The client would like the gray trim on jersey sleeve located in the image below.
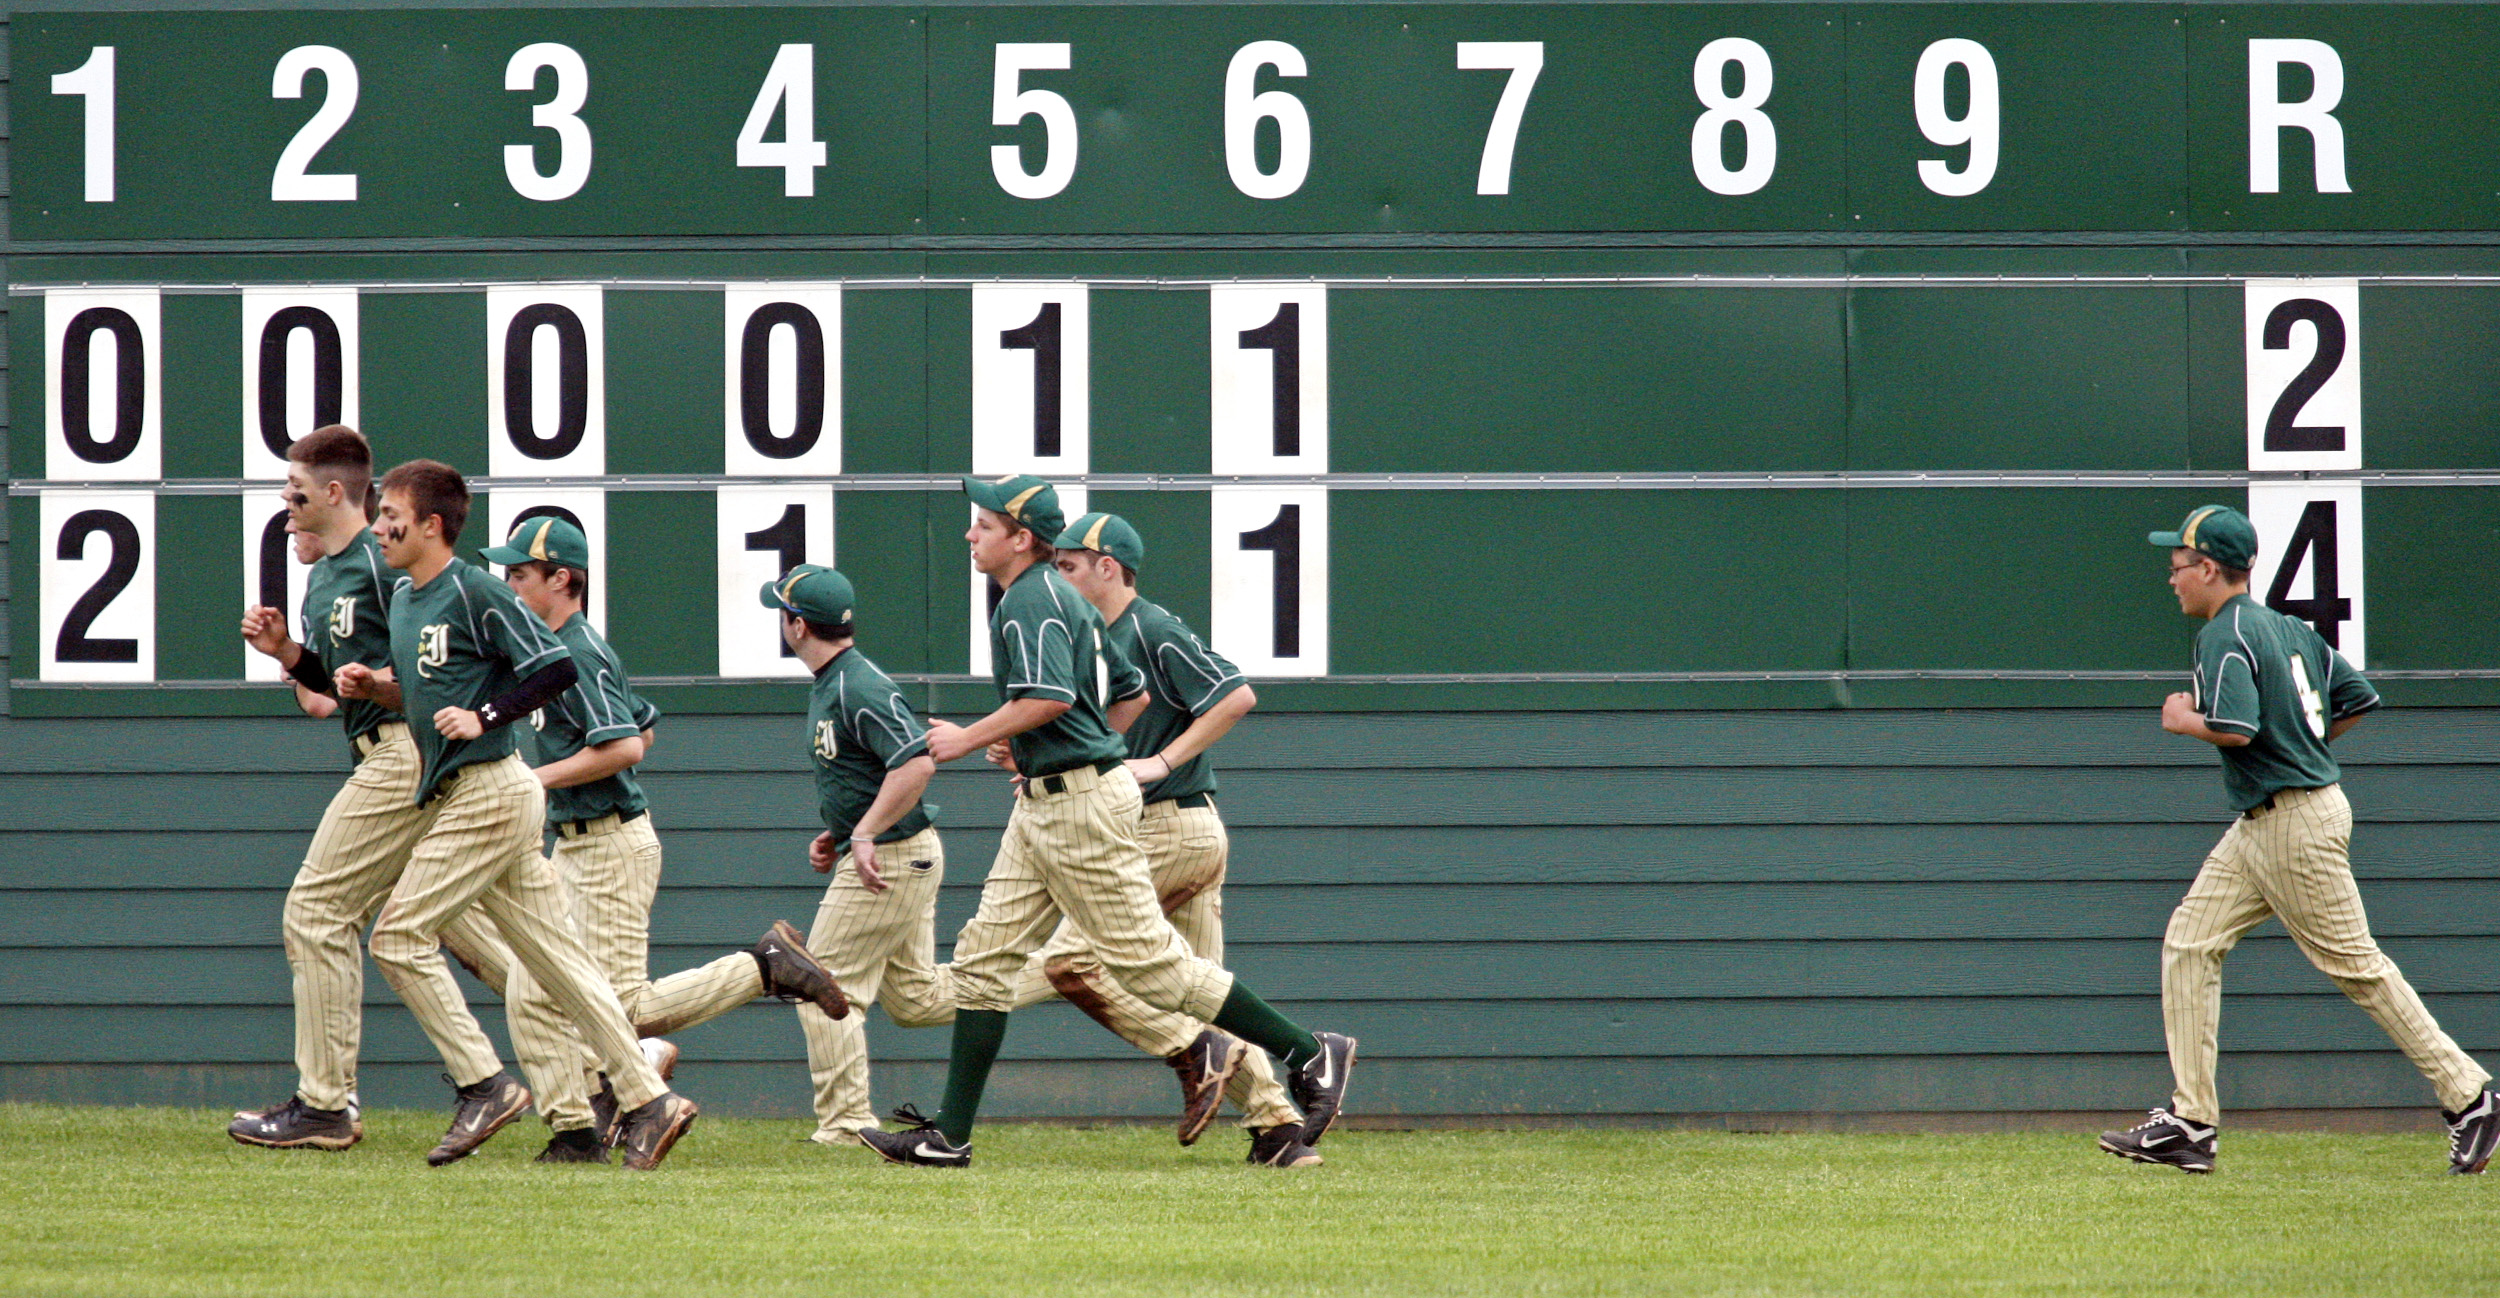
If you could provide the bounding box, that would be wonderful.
[998,611,1079,701]
[1155,628,1247,717]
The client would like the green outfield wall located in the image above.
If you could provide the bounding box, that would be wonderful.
[3,2,2498,1122]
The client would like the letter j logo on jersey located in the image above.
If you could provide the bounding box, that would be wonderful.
[813,720,840,761]
[417,624,451,678]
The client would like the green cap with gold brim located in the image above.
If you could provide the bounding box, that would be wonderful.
[480,515,589,570]
[1053,511,1145,573]
[2147,504,2258,570]
[961,474,1066,544]
[758,563,857,626]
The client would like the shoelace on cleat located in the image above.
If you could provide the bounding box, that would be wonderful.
[890,1103,940,1133]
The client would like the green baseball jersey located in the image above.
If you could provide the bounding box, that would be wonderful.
[387,558,572,805]
[808,646,934,843]
[1107,597,1245,803]
[528,613,658,826]
[2191,594,2380,812]
[989,563,1143,778]
[300,528,403,757]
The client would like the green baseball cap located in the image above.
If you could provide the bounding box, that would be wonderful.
[961,473,1066,543]
[480,515,589,570]
[758,563,857,625]
[1054,512,1145,572]
[2148,504,2258,570]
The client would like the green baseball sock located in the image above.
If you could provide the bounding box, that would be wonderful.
[934,1009,1010,1146]
[1211,982,1323,1070]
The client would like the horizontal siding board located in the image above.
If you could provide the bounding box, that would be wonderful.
[2,709,2495,775]
[14,936,2500,1005]
[8,764,2500,831]
[0,1052,2464,1119]
[10,822,2500,889]
[7,995,2493,1066]
[16,879,2500,947]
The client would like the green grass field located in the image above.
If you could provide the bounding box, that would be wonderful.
[1,1104,2493,1297]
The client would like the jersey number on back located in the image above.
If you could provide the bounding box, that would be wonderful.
[2288,653,2327,739]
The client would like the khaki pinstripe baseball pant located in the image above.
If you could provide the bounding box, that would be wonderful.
[282,724,506,1108]
[952,764,1234,1021]
[428,908,597,1128]
[1028,800,1299,1131]
[367,754,670,1111]
[497,813,766,1129]
[798,827,954,1139]
[2163,783,2491,1125]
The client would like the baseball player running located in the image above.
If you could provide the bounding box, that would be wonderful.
[2101,504,2500,1175]
[1028,511,1319,1167]
[470,516,849,1162]
[227,426,520,1155]
[853,475,1355,1168]
[756,565,959,1147]
[330,460,698,1169]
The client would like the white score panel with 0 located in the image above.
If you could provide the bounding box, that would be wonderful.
[724,286,842,477]
[483,489,607,630]
[45,289,162,482]
[40,491,156,683]
[239,492,316,682]
[718,484,835,678]
[241,287,360,480]
[2248,480,2364,669]
[488,285,606,478]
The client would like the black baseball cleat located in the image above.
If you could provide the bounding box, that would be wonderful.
[1168,1029,1248,1147]
[228,1096,361,1151]
[590,1074,620,1146]
[858,1104,972,1168]
[2443,1087,2500,1174]
[425,1071,533,1167]
[534,1127,610,1164]
[613,1091,700,1171]
[753,921,851,1020]
[2098,1108,2217,1174]
[1288,1032,1358,1146]
[1246,1122,1324,1168]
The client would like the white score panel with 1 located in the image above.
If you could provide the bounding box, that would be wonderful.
[718,484,835,678]
[1210,285,1327,476]
[971,283,1089,673]
[1210,486,1327,678]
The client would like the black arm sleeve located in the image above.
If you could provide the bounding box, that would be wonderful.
[287,649,336,696]
[477,658,577,732]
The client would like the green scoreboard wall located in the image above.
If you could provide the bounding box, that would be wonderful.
[11,3,2500,714]
[8,3,2500,1122]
